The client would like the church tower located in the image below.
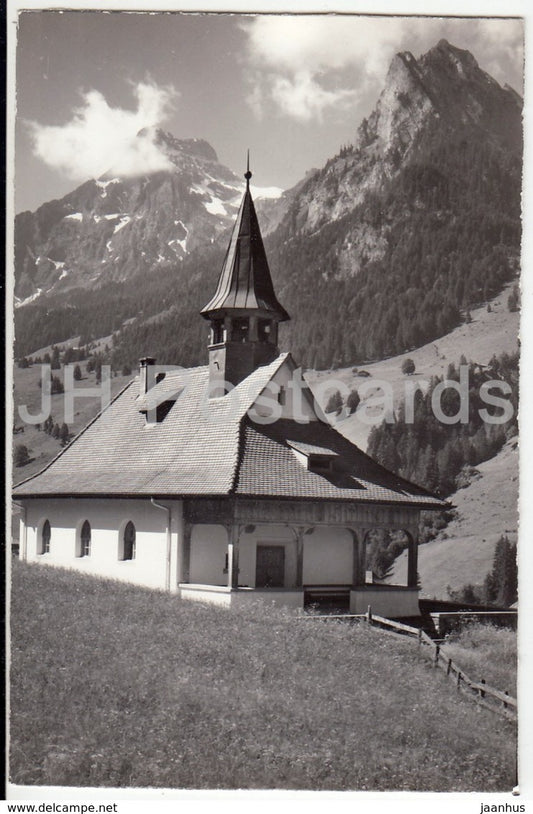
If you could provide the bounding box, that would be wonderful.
[201,160,290,396]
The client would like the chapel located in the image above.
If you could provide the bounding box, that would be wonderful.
[13,166,445,616]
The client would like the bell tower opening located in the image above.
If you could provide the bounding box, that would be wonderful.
[200,157,290,397]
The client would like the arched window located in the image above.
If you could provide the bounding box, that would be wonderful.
[80,520,91,557]
[122,521,136,561]
[39,520,51,555]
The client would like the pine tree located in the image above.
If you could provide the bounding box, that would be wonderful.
[346,389,360,415]
[50,375,64,395]
[490,536,517,607]
[14,444,30,467]
[51,347,61,370]
[401,358,416,375]
[507,284,520,312]
[325,390,343,415]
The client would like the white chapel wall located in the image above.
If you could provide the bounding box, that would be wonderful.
[189,524,228,585]
[22,497,183,591]
[302,527,353,584]
[238,524,297,588]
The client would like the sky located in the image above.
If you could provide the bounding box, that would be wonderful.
[14,11,524,213]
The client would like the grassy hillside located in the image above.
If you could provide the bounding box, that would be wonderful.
[12,365,133,484]
[442,623,517,695]
[309,281,520,452]
[10,561,516,791]
[392,438,518,599]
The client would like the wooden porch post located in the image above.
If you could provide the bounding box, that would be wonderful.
[351,529,362,587]
[407,528,419,589]
[295,527,304,588]
[227,525,240,590]
[354,528,368,586]
[181,521,192,584]
[249,315,259,342]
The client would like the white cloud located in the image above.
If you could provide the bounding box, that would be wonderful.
[245,16,406,76]
[27,80,179,181]
[270,71,358,122]
[241,15,524,121]
[242,16,408,120]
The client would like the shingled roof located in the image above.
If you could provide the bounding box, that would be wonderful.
[236,417,443,505]
[13,354,445,508]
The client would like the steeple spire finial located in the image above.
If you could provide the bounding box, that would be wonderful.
[244,149,252,187]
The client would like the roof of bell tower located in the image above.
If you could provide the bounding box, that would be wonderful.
[201,161,290,321]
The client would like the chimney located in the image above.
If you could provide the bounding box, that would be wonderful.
[139,357,156,396]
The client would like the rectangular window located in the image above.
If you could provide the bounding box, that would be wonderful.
[258,319,272,342]
[308,455,334,473]
[212,320,224,344]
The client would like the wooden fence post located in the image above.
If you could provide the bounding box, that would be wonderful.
[434,644,440,667]
[504,691,509,710]
[446,658,452,676]
[367,605,372,625]
[457,672,462,691]
[480,679,486,699]
[418,629,422,649]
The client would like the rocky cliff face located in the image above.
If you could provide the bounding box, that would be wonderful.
[286,40,521,240]
[14,130,282,302]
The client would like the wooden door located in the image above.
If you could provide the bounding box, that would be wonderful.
[255,545,285,588]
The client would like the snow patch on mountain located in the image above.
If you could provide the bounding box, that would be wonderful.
[204,197,227,216]
[251,184,284,200]
[113,216,131,234]
[95,178,120,198]
[15,288,43,308]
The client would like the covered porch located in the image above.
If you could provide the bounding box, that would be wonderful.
[178,498,422,617]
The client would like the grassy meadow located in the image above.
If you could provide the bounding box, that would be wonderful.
[10,561,516,791]
[442,623,517,696]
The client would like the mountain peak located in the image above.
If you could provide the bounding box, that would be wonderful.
[421,38,482,78]
[154,129,218,162]
[355,38,522,161]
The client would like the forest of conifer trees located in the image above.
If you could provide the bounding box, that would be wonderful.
[366,351,518,498]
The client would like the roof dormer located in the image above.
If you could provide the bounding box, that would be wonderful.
[288,440,339,474]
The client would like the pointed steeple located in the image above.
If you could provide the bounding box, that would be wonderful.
[201,159,289,321]
[200,158,290,395]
